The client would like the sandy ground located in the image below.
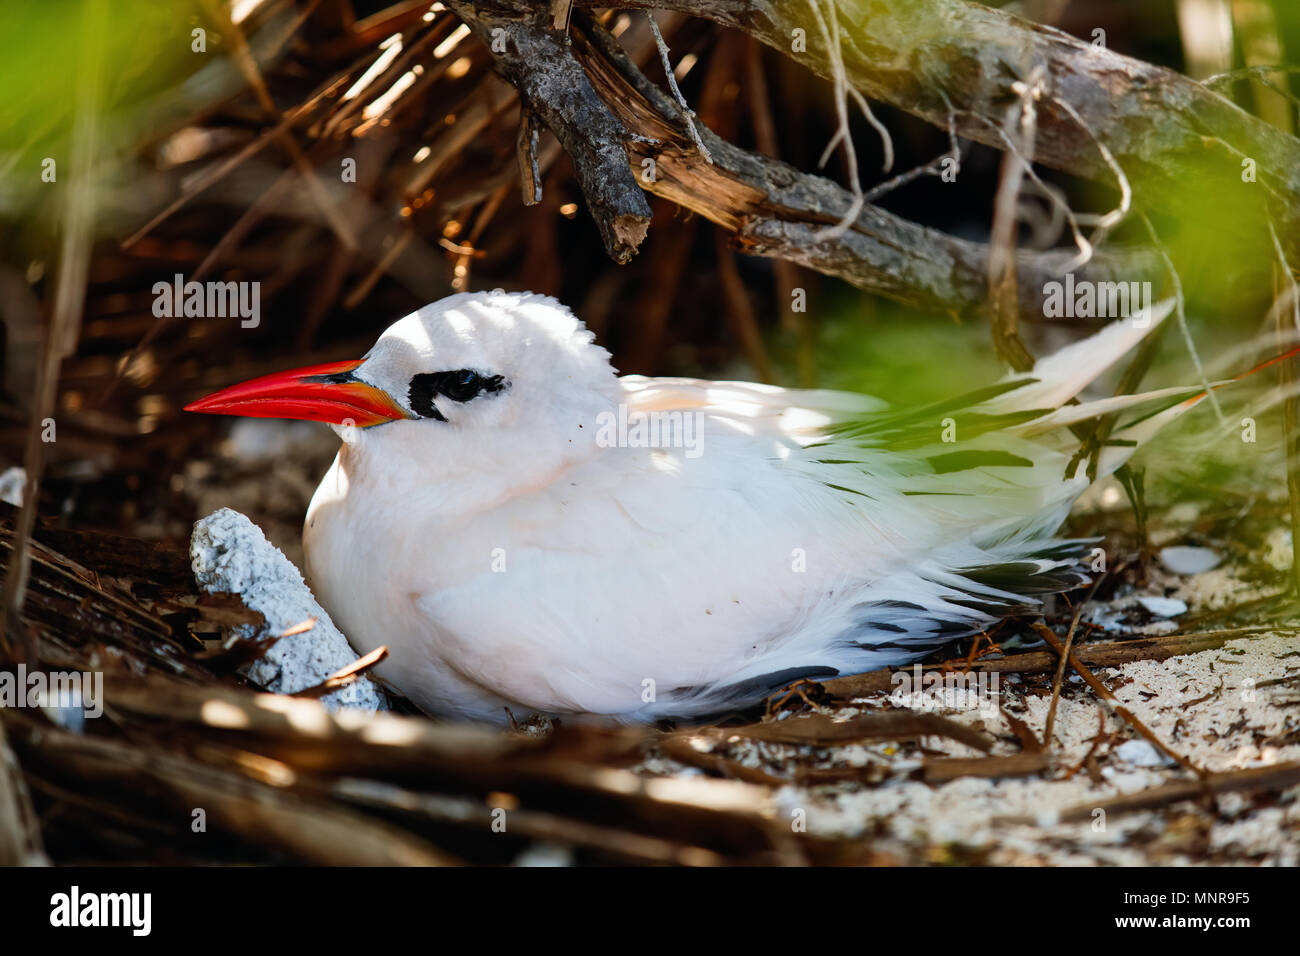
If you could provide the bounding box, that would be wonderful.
[633,628,1298,864]
[629,471,1300,866]
[632,545,1300,865]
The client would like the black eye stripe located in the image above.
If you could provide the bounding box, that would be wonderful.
[408,369,506,420]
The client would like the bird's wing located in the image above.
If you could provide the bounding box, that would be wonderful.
[612,310,1191,655]
[620,374,887,440]
[615,304,1186,551]
[614,368,1094,617]
[983,298,1177,414]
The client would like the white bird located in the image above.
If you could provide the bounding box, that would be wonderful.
[187,290,1211,723]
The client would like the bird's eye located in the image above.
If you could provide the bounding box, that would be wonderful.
[408,368,506,420]
[445,369,481,402]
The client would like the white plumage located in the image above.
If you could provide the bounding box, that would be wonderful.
[268,290,1199,722]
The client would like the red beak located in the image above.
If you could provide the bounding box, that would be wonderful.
[184,359,409,427]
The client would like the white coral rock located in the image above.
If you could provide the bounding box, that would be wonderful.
[191,507,387,711]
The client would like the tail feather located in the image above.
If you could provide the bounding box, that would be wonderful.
[981,299,1176,415]
[1014,383,1218,437]
[1010,323,1300,478]
[1112,341,1300,449]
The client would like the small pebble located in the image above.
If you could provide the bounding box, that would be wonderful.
[1136,595,1187,618]
[1159,546,1221,575]
[1115,739,1173,767]
[0,466,25,507]
[513,843,573,867]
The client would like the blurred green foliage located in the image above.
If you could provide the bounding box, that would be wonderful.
[0,0,202,154]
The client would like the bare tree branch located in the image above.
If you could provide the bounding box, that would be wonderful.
[445,1,652,263]
[573,14,1158,322]
[447,3,1216,323]
[586,0,1300,256]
